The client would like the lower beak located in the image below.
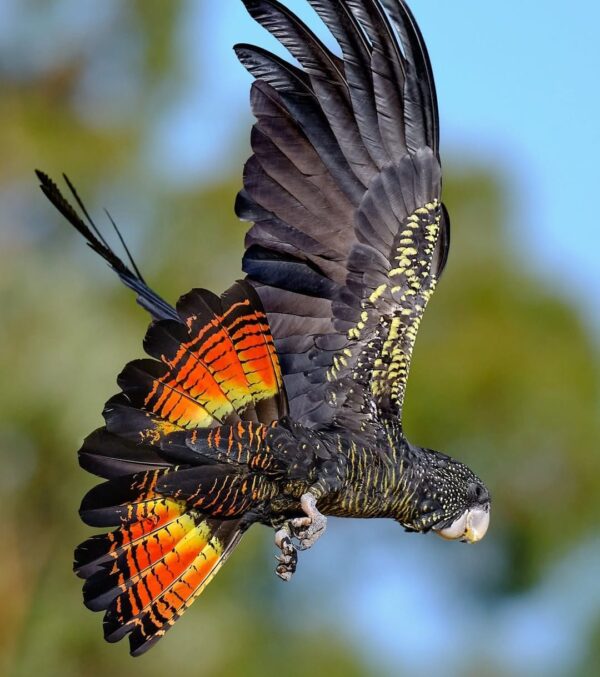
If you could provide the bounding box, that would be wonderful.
[434,505,490,543]
[462,506,490,543]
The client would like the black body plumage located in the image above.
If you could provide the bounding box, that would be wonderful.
[37,0,491,656]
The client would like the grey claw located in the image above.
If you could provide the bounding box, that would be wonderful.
[274,526,298,581]
[275,567,293,582]
[273,492,327,578]
[276,551,296,565]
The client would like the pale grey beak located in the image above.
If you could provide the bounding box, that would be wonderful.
[434,505,490,543]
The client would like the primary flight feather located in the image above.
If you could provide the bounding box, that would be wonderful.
[37,0,490,656]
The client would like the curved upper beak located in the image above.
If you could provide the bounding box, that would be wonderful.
[434,505,490,543]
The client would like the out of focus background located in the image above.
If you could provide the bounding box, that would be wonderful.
[1,1,599,676]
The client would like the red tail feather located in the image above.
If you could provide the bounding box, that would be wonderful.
[75,280,287,653]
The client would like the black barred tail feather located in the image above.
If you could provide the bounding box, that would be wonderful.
[74,280,288,654]
[75,476,242,656]
[116,281,287,436]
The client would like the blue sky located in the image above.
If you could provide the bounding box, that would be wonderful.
[152,0,600,331]
[1,0,597,326]
[1,1,598,673]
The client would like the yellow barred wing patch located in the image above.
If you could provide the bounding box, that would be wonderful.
[326,185,446,426]
[370,200,442,409]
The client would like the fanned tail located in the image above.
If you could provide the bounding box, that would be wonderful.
[74,459,243,655]
[74,280,288,654]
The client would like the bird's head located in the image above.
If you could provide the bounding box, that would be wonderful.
[400,446,491,544]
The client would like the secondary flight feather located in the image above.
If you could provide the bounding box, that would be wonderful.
[37,0,490,656]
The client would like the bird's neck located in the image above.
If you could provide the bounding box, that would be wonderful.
[377,426,441,528]
[317,428,424,521]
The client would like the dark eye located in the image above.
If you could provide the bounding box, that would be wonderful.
[468,482,489,504]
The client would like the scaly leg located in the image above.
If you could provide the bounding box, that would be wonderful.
[290,492,327,551]
[273,491,327,581]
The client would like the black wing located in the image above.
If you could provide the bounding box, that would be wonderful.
[237,0,450,434]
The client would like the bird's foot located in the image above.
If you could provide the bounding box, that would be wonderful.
[274,524,297,582]
[273,492,327,581]
[290,492,327,551]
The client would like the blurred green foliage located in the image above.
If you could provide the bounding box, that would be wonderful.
[1,3,598,677]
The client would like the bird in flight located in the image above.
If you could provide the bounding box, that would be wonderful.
[37,0,490,656]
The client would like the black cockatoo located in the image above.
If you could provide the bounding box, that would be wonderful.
[36,0,491,656]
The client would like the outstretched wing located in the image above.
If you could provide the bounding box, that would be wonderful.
[237,0,450,434]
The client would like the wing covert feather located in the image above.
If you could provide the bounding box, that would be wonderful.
[237,0,450,434]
